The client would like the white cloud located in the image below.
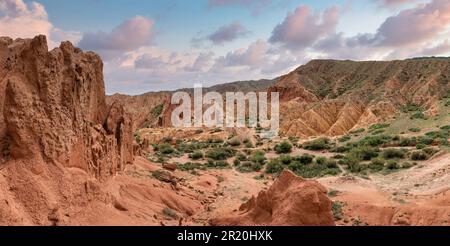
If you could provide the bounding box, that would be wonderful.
[0,0,81,48]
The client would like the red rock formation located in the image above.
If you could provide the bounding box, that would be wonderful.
[0,35,133,180]
[210,170,335,226]
[0,36,134,225]
[269,59,450,137]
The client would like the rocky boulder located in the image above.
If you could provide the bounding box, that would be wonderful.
[210,170,335,226]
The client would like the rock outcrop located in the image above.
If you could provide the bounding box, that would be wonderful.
[210,170,335,226]
[0,36,134,225]
[0,35,133,180]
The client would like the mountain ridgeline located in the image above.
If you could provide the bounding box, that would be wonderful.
[109,58,450,138]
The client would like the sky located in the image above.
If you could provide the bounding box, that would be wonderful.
[1,0,449,95]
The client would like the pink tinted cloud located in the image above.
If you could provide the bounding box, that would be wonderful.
[208,21,248,45]
[79,16,155,53]
[269,5,340,50]
[375,0,450,47]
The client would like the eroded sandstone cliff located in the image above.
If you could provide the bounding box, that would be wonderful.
[0,35,133,224]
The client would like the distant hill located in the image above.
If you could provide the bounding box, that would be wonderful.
[108,58,450,136]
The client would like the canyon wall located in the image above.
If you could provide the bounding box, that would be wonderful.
[0,36,133,225]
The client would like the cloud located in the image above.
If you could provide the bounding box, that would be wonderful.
[216,39,268,68]
[0,0,81,48]
[185,52,215,72]
[312,0,450,60]
[269,5,340,51]
[207,21,248,45]
[374,0,450,47]
[78,16,155,59]
[414,39,450,56]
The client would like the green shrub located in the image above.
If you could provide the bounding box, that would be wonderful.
[274,141,293,154]
[341,155,366,173]
[399,137,416,147]
[416,144,426,150]
[401,162,414,169]
[162,207,178,219]
[371,129,385,135]
[188,151,204,160]
[237,161,262,173]
[265,159,284,175]
[236,153,247,161]
[347,162,366,173]
[382,148,405,159]
[177,162,205,171]
[386,160,399,170]
[409,128,421,133]
[333,154,345,159]
[422,147,439,156]
[279,154,292,165]
[349,146,379,161]
[440,125,450,131]
[206,147,236,160]
[410,151,428,161]
[417,136,434,145]
[302,138,331,151]
[350,128,365,134]
[410,112,427,120]
[357,135,393,147]
[369,123,390,131]
[369,158,385,171]
[339,135,351,143]
[325,158,338,168]
[152,104,164,116]
[439,138,449,146]
[156,143,175,155]
[294,154,315,165]
[315,157,327,165]
[332,202,344,221]
[206,160,230,169]
[401,103,422,113]
[249,151,266,165]
[245,141,254,148]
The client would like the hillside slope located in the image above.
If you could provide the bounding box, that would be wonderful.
[270,59,450,137]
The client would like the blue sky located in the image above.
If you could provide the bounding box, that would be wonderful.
[2,0,449,94]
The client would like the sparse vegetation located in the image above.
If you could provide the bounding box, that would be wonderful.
[332,201,344,221]
[155,143,175,155]
[206,147,236,160]
[369,123,390,131]
[274,141,293,154]
[162,207,178,219]
[410,112,427,120]
[409,127,421,133]
[265,159,284,175]
[152,104,164,116]
[339,135,351,143]
[206,159,230,169]
[249,151,266,165]
[177,162,205,171]
[302,138,332,151]
[188,151,204,160]
[382,148,406,159]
